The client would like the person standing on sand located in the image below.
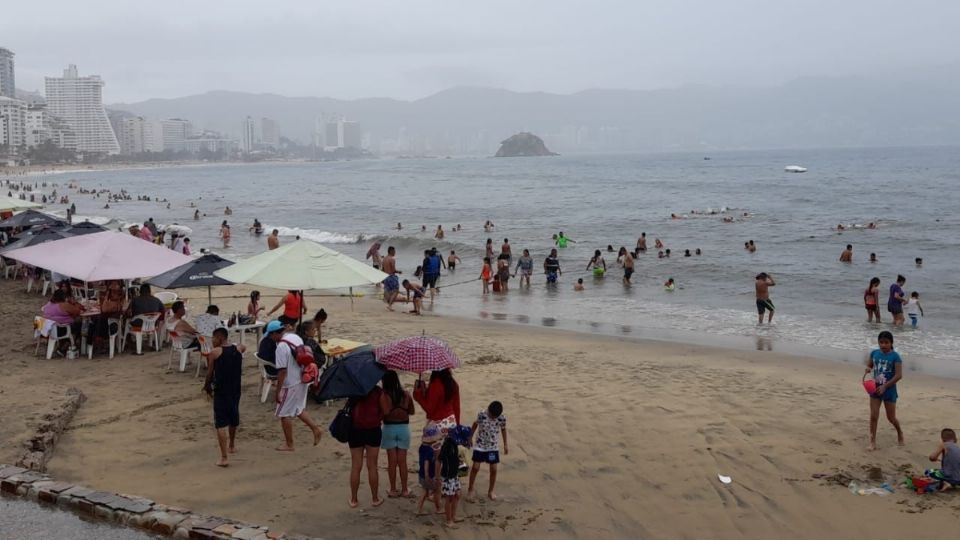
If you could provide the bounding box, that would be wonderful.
[755,272,776,324]
[270,320,323,451]
[865,331,904,450]
[348,385,385,508]
[888,275,907,326]
[268,229,280,250]
[382,246,401,311]
[414,369,461,434]
[380,371,416,498]
[203,327,246,467]
[840,244,853,262]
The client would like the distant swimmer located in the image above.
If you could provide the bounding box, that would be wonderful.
[268,229,280,250]
[915,257,923,267]
[637,233,647,253]
[224,206,232,216]
[574,278,584,291]
[250,219,263,235]
[684,249,691,257]
[555,232,574,249]
[658,250,665,259]
[447,250,461,271]
[837,223,846,231]
[396,222,402,230]
[840,244,853,263]
[664,249,671,258]
[755,272,776,324]
[435,225,444,240]
[586,250,606,277]
[870,252,878,263]
[695,248,702,256]
[194,209,200,220]
[654,238,663,249]
[606,245,614,252]
[664,278,675,291]
[867,222,878,230]
[748,240,756,253]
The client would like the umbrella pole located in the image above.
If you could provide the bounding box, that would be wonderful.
[349,287,354,311]
[207,285,212,305]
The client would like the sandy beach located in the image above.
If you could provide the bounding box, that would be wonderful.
[1,279,959,539]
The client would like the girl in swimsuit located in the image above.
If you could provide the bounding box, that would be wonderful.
[480,257,492,295]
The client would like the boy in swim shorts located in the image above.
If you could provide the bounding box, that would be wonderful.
[467,401,508,501]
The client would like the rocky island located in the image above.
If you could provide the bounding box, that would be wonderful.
[494,132,558,157]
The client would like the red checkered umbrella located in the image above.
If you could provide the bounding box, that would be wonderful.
[374,335,461,373]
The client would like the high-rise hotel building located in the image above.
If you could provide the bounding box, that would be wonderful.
[45,65,119,154]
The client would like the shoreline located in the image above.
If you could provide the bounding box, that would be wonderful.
[2,281,960,538]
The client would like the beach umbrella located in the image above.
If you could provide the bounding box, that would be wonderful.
[0,195,42,212]
[0,210,67,229]
[0,228,73,254]
[214,239,388,291]
[64,221,108,235]
[374,335,461,374]
[314,346,386,400]
[147,254,235,304]
[2,231,191,282]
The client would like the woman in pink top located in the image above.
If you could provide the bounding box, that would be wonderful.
[42,289,82,346]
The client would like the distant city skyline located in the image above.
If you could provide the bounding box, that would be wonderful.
[4,1,960,103]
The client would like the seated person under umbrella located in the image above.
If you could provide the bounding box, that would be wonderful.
[194,305,225,337]
[167,301,200,350]
[88,280,125,348]
[126,284,165,326]
[42,289,83,347]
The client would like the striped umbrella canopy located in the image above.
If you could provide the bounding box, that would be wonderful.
[374,335,461,374]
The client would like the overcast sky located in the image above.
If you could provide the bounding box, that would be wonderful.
[5,0,959,103]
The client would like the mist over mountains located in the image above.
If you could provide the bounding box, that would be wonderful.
[111,64,960,155]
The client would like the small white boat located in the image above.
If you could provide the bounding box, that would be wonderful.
[784,165,807,173]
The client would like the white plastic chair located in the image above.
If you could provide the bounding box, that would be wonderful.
[256,353,278,403]
[195,335,213,378]
[5,262,22,279]
[88,317,122,359]
[166,330,192,372]
[34,316,74,360]
[123,313,161,355]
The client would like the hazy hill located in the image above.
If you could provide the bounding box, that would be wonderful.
[111,65,960,154]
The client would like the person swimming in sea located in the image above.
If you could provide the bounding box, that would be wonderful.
[251,219,263,236]
[586,250,606,277]
[664,278,675,291]
[555,232,574,249]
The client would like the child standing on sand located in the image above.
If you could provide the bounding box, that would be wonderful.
[866,331,904,450]
[468,401,508,501]
[439,426,471,528]
[480,257,492,294]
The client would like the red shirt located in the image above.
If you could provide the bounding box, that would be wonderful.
[283,292,301,320]
[414,379,460,423]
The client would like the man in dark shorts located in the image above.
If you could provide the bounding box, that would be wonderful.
[755,272,776,324]
[203,327,246,467]
[382,246,401,311]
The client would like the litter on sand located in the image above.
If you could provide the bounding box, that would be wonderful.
[718,474,732,484]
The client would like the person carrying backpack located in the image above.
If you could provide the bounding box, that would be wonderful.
[268,320,322,452]
[348,385,384,508]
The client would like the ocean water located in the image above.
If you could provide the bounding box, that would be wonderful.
[16,146,960,376]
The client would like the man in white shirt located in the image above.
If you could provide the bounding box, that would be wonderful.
[268,320,322,451]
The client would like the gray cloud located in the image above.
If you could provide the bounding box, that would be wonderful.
[4,0,959,102]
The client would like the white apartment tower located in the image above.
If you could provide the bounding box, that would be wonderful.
[0,96,26,148]
[0,48,15,99]
[44,65,120,154]
[241,116,256,153]
[260,117,279,149]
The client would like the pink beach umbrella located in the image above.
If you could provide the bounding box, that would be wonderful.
[374,335,461,374]
[2,231,192,282]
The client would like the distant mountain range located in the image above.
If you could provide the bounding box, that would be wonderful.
[110,64,960,154]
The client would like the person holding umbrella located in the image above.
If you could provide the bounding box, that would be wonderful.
[414,369,461,434]
[379,370,416,498]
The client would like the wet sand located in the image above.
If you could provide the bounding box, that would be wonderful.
[1,280,958,539]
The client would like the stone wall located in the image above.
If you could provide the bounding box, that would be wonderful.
[0,465,314,540]
[16,387,86,472]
